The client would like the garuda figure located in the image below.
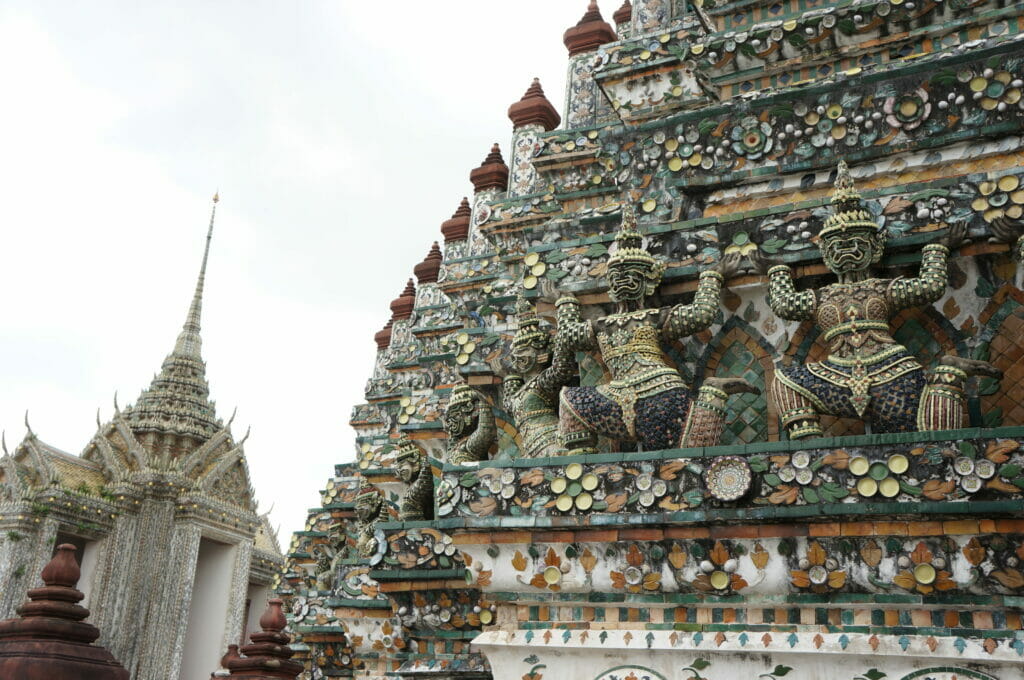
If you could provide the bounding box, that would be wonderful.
[394,436,434,521]
[763,160,1000,439]
[354,478,385,558]
[499,293,576,457]
[556,205,755,453]
[443,384,496,465]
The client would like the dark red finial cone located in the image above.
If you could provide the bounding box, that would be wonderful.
[389,279,416,320]
[441,198,472,242]
[563,0,616,55]
[508,79,561,132]
[41,543,81,588]
[221,644,241,668]
[614,0,632,25]
[414,242,443,284]
[0,544,129,679]
[374,319,394,350]
[223,598,303,679]
[259,598,287,632]
[483,143,504,165]
[469,144,510,193]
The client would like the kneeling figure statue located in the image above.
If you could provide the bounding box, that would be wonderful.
[556,204,756,453]
[763,161,1000,439]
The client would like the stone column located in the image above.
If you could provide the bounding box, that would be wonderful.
[468,144,510,249]
[222,538,254,656]
[562,2,618,128]
[613,0,633,38]
[506,82,559,198]
[632,0,672,34]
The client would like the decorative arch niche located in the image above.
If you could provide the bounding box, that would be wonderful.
[696,317,777,444]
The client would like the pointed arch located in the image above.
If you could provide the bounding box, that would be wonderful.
[178,428,231,479]
[975,285,1024,428]
[83,431,128,483]
[197,442,245,491]
[15,436,57,488]
[111,416,147,471]
[695,317,777,443]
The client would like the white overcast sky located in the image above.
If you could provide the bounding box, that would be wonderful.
[0,1,589,541]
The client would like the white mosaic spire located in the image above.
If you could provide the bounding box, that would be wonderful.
[174,192,217,358]
[123,194,221,439]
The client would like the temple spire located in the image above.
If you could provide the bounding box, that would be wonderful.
[174,192,218,359]
[122,193,222,439]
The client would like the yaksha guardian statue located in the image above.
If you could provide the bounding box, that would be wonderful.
[556,205,755,453]
[394,435,434,521]
[763,160,1001,439]
[443,384,496,465]
[354,478,385,558]
[499,293,576,457]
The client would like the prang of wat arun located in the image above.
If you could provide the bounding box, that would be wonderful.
[279,1,1024,679]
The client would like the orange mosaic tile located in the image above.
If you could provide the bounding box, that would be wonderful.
[809,523,841,537]
[907,521,944,536]
[665,527,711,539]
[711,525,759,539]
[840,523,875,537]
[911,610,932,627]
[874,522,909,536]
[942,520,980,535]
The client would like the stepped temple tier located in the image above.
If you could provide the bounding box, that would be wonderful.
[0,196,284,680]
[280,1,1024,680]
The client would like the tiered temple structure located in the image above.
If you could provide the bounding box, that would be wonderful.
[0,197,284,680]
[281,2,1024,680]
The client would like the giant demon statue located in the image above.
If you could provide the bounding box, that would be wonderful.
[555,204,756,453]
[498,293,577,457]
[762,160,1001,439]
[442,384,496,465]
[394,436,434,521]
[354,478,385,558]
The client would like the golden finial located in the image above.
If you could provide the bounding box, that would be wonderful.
[212,191,220,204]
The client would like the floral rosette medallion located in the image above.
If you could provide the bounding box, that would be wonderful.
[704,456,752,501]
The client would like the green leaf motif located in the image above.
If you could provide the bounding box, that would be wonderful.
[545,268,569,281]
[760,238,787,254]
[978,377,1000,396]
[958,441,977,459]
[1000,464,1022,479]
[899,479,922,496]
[690,658,711,671]
[819,482,848,503]
[984,407,1004,428]
[763,473,782,487]
[772,665,793,677]
[802,487,819,504]
[748,456,769,473]
[682,488,704,508]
